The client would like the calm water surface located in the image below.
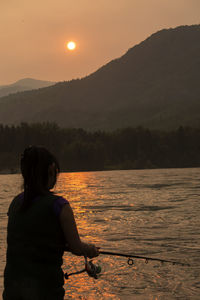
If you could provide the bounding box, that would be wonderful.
[0,168,200,299]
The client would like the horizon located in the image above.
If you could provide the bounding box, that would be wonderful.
[1,0,200,85]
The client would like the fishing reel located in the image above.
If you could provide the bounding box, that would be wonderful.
[64,256,101,280]
[84,256,101,279]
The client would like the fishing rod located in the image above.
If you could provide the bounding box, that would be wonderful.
[100,250,190,266]
[64,250,189,281]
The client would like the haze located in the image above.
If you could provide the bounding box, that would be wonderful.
[1,0,199,85]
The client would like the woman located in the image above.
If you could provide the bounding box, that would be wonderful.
[3,146,99,300]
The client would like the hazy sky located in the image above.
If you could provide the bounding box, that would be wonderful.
[1,0,199,85]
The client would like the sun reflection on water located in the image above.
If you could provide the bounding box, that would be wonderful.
[55,172,121,298]
[55,172,105,243]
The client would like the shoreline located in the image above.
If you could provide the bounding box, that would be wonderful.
[0,165,199,175]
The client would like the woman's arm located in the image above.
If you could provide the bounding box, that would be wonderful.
[59,203,99,258]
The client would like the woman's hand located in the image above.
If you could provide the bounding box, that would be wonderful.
[82,243,100,258]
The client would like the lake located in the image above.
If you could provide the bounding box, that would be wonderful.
[0,168,200,299]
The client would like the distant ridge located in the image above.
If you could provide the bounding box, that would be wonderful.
[0,78,56,98]
[0,24,200,130]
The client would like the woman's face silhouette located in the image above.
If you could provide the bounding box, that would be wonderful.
[47,163,58,190]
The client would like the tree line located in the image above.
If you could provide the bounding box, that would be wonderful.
[0,122,200,173]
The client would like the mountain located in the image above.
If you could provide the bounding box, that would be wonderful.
[0,25,200,130]
[0,78,56,98]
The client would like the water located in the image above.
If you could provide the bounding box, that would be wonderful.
[0,168,200,299]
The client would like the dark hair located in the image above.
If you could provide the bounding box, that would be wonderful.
[20,146,60,210]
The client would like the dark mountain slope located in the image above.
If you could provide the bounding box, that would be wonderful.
[0,25,200,129]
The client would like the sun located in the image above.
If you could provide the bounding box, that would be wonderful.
[67,41,76,51]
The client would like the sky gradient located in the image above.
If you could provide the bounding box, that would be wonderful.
[1,0,200,85]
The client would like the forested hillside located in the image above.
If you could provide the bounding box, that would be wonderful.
[0,25,200,130]
[1,123,200,173]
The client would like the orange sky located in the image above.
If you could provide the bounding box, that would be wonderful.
[1,0,200,85]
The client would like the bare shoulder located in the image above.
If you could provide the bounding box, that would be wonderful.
[59,202,76,227]
[59,202,73,218]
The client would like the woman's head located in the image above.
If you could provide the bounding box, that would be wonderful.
[20,146,60,209]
